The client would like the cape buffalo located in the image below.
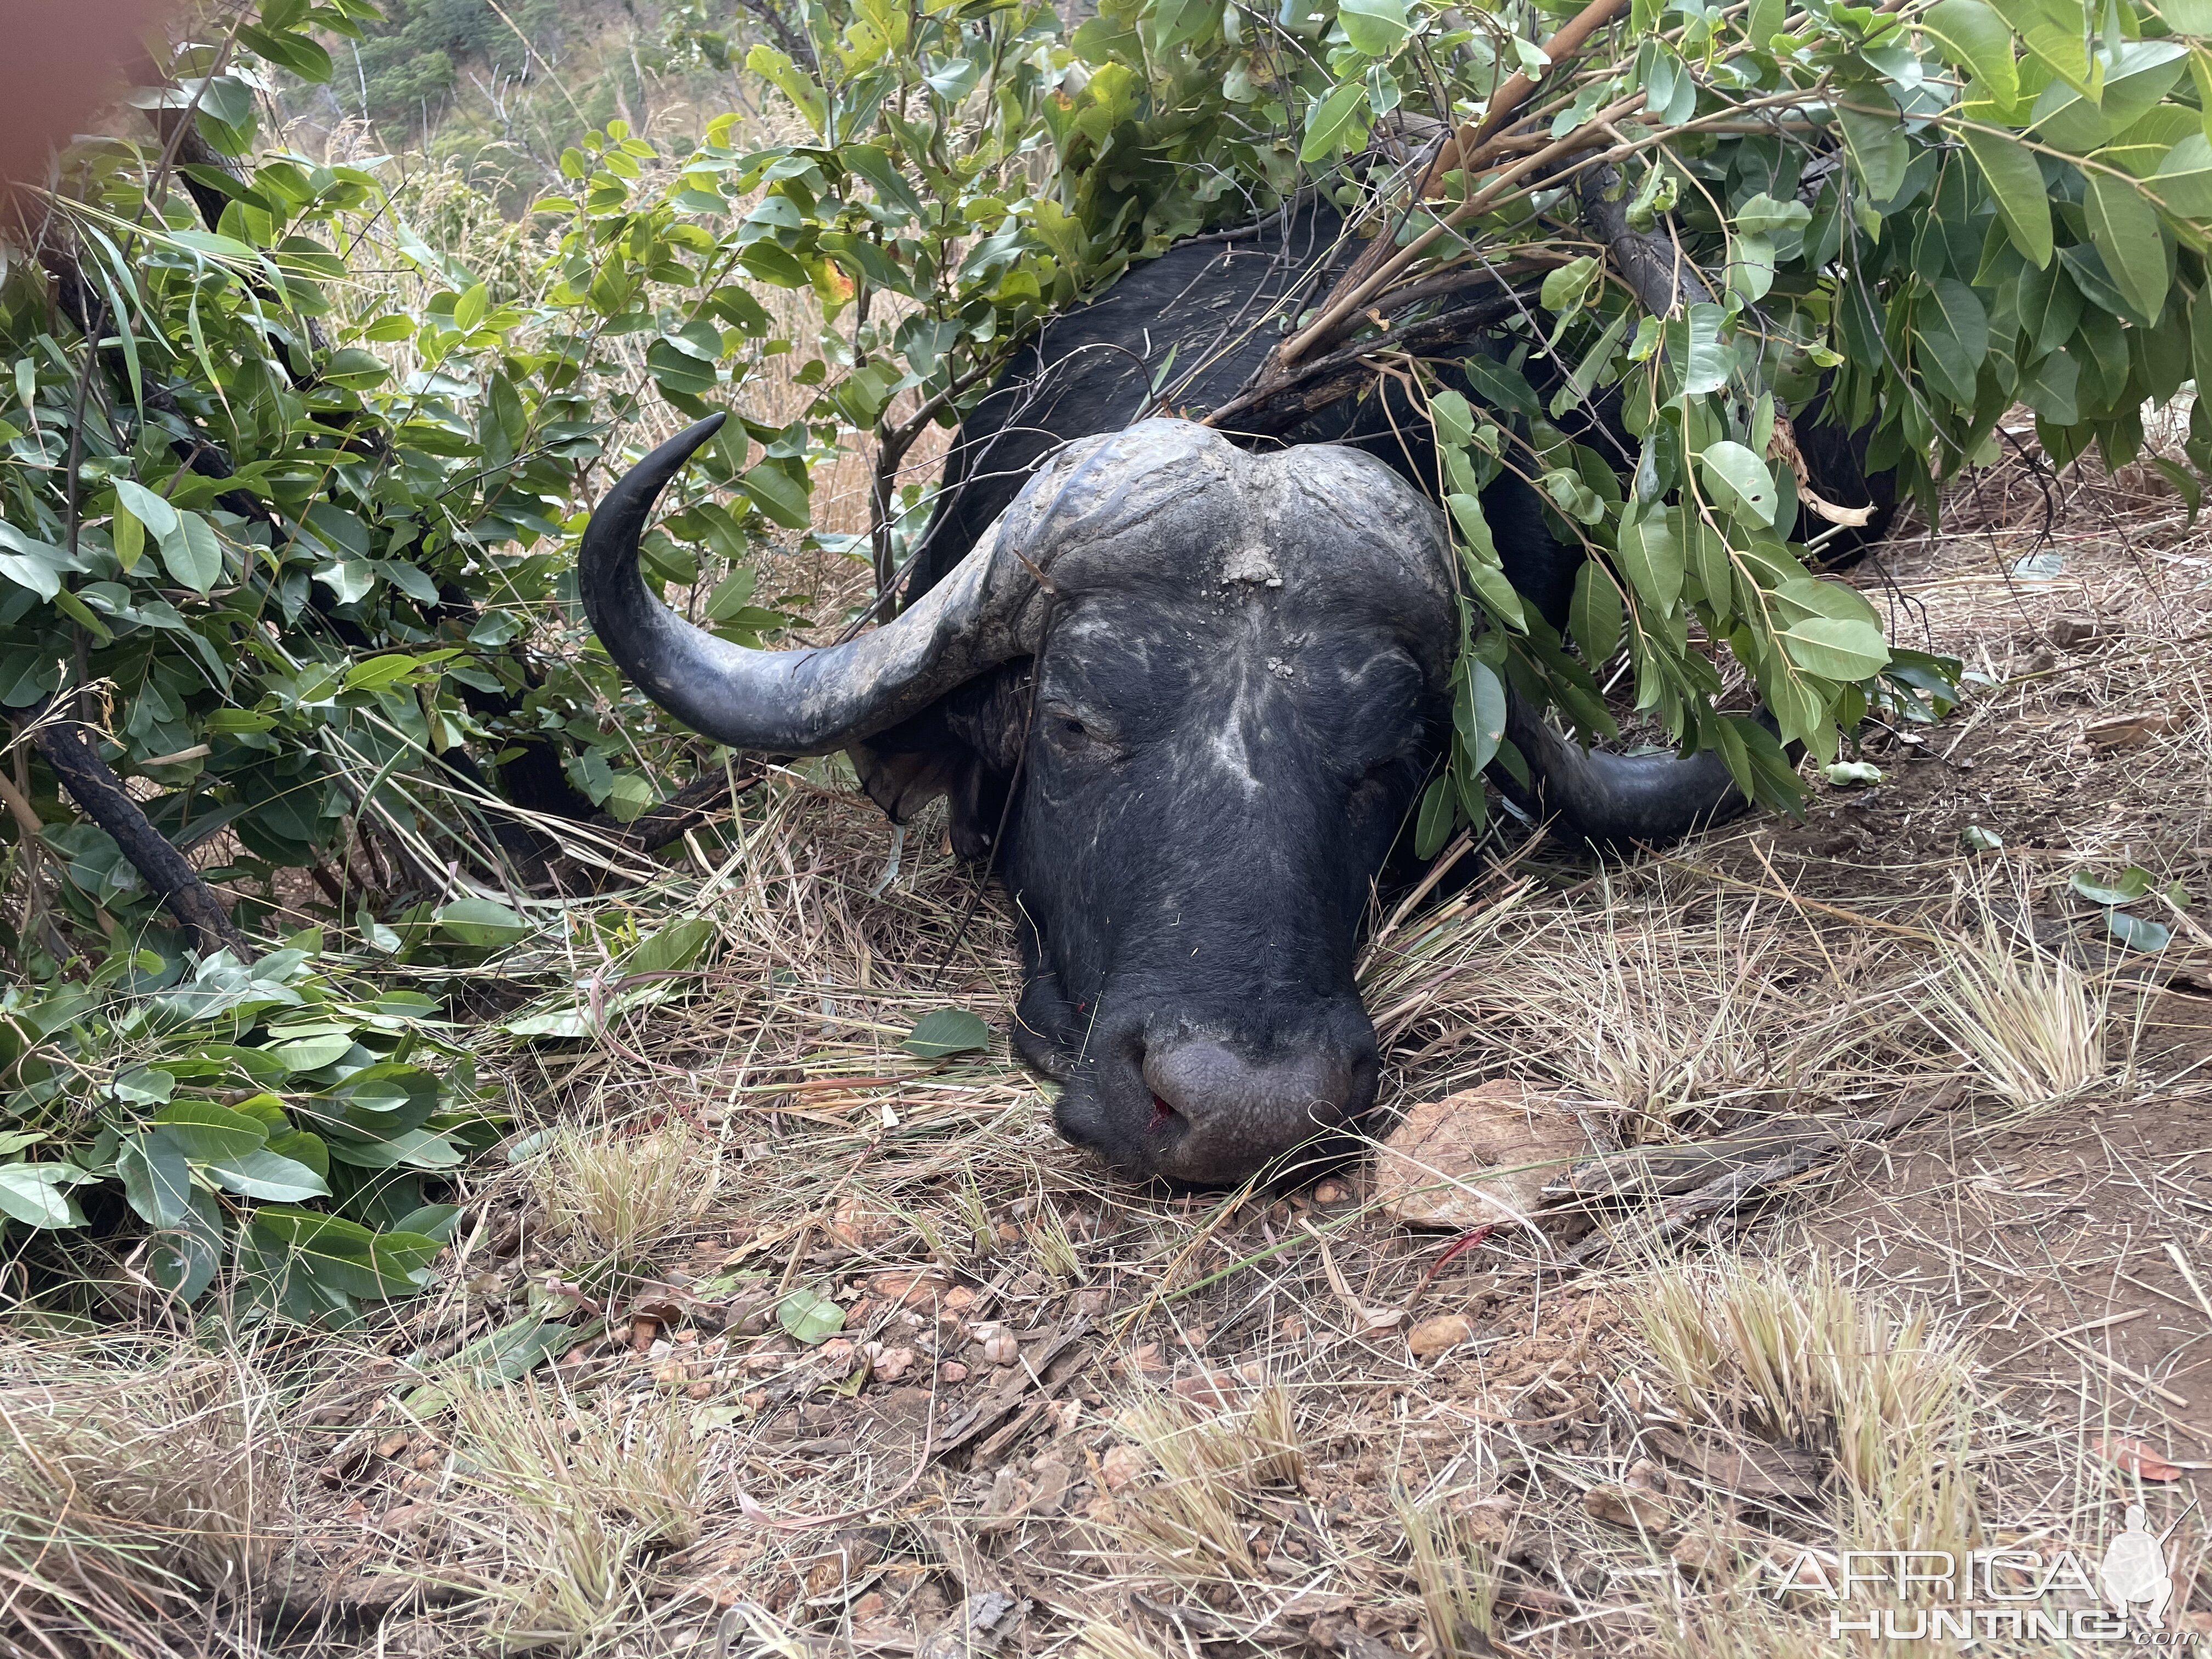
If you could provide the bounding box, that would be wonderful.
[580,202,1892,1186]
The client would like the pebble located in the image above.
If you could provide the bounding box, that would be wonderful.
[1406,1314,1476,1357]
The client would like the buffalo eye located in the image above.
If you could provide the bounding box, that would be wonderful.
[1040,703,1118,758]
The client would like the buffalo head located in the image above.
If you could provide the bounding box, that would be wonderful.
[583,414,1763,1184]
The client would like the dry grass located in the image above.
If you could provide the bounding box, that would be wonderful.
[1397,1489,1503,1656]
[4,413,2210,1654]
[528,1122,721,1261]
[1630,1254,1982,1554]
[0,1340,298,1651]
[437,1377,707,1650]
[1918,924,2109,1105]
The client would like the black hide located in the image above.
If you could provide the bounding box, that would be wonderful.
[849,201,1894,1186]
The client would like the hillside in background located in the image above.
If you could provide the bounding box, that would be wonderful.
[275,0,764,203]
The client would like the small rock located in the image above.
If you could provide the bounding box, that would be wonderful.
[1669,1528,1737,1578]
[984,1464,1032,1516]
[1583,1482,1674,1532]
[1171,1369,1245,1409]
[1453,1494,1517,1547]
[1407,1314,1475,1357]
[1374,1080,1590,1231]
[872,1346,917,1383]
[872,1269,953,1308]
[940,1361,969,1383]
[1313,1180,1347,1204]
[981,1331,1019,1367]
[2049,614,2103,649]
[1100,1443,1147,1491]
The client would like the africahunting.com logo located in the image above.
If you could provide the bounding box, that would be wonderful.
[1767,1505,2200,1645]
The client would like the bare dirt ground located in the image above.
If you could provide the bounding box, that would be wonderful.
[4,425,2209,1658]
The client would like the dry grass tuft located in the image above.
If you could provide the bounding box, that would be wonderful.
[1105,1380,1307,1597]
[1918,927,2108,1105]
[1073,1622,1175,1659]
[1631,1254,1980,1555]
[0,1342,296,1645]
[1396,1490,1500,1656]
[442,1376,706,1650]
[528,1123,720,1261]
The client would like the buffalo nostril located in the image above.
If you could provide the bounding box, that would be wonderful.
[1148,1094,1181,1133]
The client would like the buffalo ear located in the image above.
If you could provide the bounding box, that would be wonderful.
[848,668,1025,862]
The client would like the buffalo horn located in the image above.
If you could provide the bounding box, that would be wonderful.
[1499,691,1753,847]
[579,414,1051,755]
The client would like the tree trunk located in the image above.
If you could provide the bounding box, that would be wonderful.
[33,721,255,961]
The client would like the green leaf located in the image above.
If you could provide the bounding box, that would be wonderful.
[1669,303,1730,396]
[1824,759,1884,786]
[0,1164,86,1229]
[119,1131,191,1228]
[246,1209,441,1300]
[1775,615,1891,681]
[901,1008,990,1058]
[1962,824,2005,851]
[2022,347,2081,423]
[1301,82,1367,162]
[0,525,85,601]
[1570,561,1625,664]
[1615,514,1684,610]
[269,1031,353,1071]
[2108,910,2173,951]
[148,1187,223,1304]
[402,1311,591,1417]
[1540,255,1600,315]
[323,1127,464,1171]
[2152,0,2212,31]
[2083,170,2170,320]
[1734,191,1812,235]
[1839,105,1910,202]
[1961,127,2053,267]
[113,478,179,543]
[161,512,224,595]
[647,337,720,399]
[434,896,533,947]
[1699,441,1780,527]
[205,1149,331,1201]
[1338,0,1409,55]
[1454,662,1507,772]
[453,282,489,332]
[1925,0,2020,108]
[2070,866,2154,905]
[626,916,715,974]
[1918,278,1991,405]
[113,1065,175,1104]
[2153,131,2212,215]
[778,1286,847,1346]
[738,461,811,529]
[1430,390,1476,451]
[1412,774,1454,860]
[152,1101,269,1162]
